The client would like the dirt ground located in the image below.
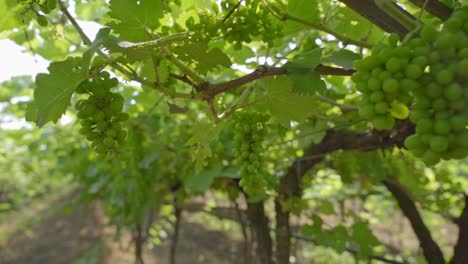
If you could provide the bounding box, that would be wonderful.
[0,192,245,264]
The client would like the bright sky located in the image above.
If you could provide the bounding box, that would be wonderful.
[0,39,49,82]
[0,18,100,129]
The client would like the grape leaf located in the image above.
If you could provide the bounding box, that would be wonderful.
[322,49,362,70]
[258,76,318,126]
[350,221,380,259]
[0,0,21,33]
[285,48,323,71]
[285,0,320,32]
[185,164,222,192]
[82,28,111,75]
[301,215,349,253]
[107,0,164,42]
[173,43,232,74]
[33,58,86,126]
[186,121,225,172]
[289,72,326,95]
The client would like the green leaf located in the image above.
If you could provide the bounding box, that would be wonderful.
[185,164,222,192]
[322,49,362,70]
[82,28,111,75]
[0,0,21,33]
[350,221,380,259]
[289,72,326,95]
[33,58,86,126]
[258,76,318,126]
[107,0,164,42]
[301,215,349,253]
[285,0,320,32]
[174,43,232,73]
[186,121,225,172]
[285,48,323,71]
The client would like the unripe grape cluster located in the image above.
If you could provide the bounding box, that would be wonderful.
[18,0,57,27]
[74,71,129,156]
[353,6,468,165]
[232,112,269,198]
[185,0,283,49]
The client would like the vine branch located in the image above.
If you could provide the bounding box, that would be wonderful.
[207,65,355,96]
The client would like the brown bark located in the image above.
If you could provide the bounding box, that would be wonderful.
[274,200,290,264]
[134,223,145,264]
[246,200,274,264]
[383,179,445,264]
[338,0,415,38]
[450,195,468,264]
[408,0,453,20]
[169,206,182,264]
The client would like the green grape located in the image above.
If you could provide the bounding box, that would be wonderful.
[449,115,466,131]
[232,112,270,198]
[416,118,432,133]
[79,126,93,135]
[86,132,100,141]
[444,83,463,100]
[456,59,468,76]
[430,136,449,152]
[405,64,423,79]
[382,79,399,93]
[390,101,409,119]
[404,134,425,150]
[94,111,106,122]
[436,69,454,84]
[432,99,447,111]
[372,115,395,130]
[427,83,443,98]
[374,102,389,114]
[114,113,129,122]
[370,91,384,102]
[47,0,57,10]
[93,86,108,98]
[359,104,375,118]
[422,150,440,166]
[40,3,51,14]
[36,14,48,27]
[433,120,451,135]
[386,57,401,73]
[367,78,381,90]
[109,100,123,113]
[434,33,456,49]
[74,71,127,156]
[352,7,468,164]
[103,137,115,147]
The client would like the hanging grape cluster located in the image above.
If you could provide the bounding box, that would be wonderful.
[18,0,57,27]
[185,0,283,49]
[352,6,468,165]
[232,112,270,198]
[75,71,129,157]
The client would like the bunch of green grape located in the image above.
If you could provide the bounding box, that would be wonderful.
[74,71,129,156]
[403,6,468,165]
[352,6,468,165]
[18,0,57,27]
[352,34,417,130]
[185,0,283,49]
[232,112,270,198]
